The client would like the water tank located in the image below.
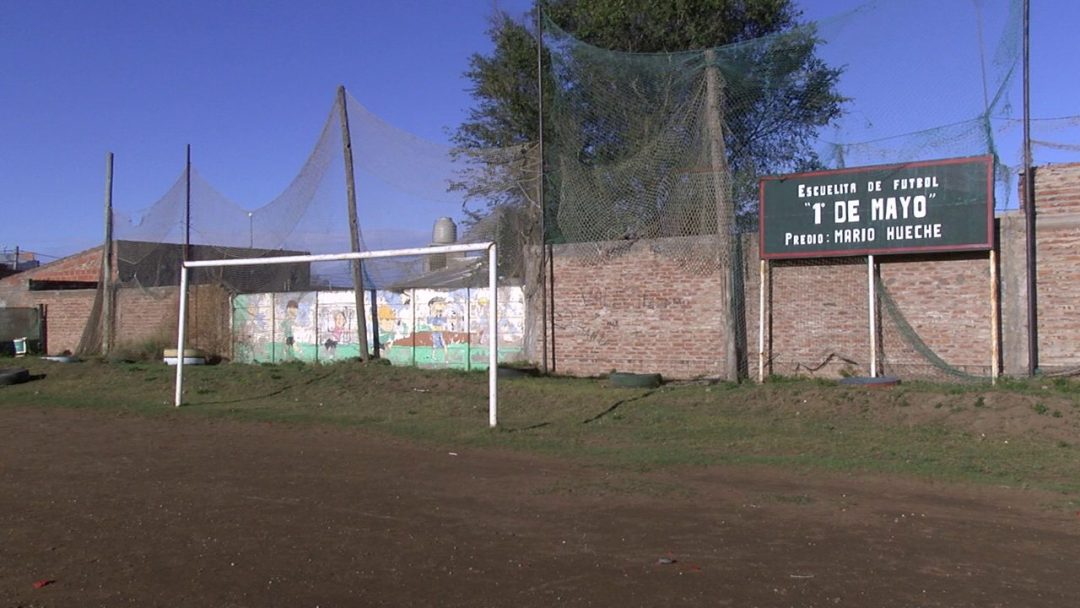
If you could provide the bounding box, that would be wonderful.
[428,217,457,271]
[432,217,457,245]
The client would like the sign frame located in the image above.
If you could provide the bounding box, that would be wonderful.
[758,155,995,260]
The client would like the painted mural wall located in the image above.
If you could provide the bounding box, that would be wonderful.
[232,287,525,368]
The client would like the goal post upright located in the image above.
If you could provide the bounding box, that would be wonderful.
[173,242,501,427]
[488,242,498,428]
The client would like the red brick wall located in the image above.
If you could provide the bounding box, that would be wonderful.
[550,240,729,379]
[27,292,97,355]
[1031,163,1080,216]
[0,247,101,288]
[767,256,869,377]
[877,254,993,377]
[0,282,230,357]
[548,163,1080,380]
[114,287,179,351]
[112,285,230,356]
[550,239,997,380]
[1033,163,1080,370]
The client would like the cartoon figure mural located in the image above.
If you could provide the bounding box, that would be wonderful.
[232,293,273,362]
[282,299,299,359]
[232,286,524,368]
[316,291,365,360]
[322,309,351,356]
[427,296,449,362]
[273,293,316,362]
[377,291,413,366]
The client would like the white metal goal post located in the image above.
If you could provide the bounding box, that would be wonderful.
[173,242,501,427]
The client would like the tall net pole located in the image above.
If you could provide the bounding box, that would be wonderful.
[101,152,115,356]
[537,4,549,375]
[337,85,370,361]
[704,49,739,382]
[1022,0,1037,376]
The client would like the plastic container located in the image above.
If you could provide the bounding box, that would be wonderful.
[13,337,27,357]
[163,348,206,366]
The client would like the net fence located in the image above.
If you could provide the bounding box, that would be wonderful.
[72,0,1077,379]
[537,0,1057,381]
[78,91,534,359]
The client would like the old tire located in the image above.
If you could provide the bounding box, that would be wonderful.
[0,367,30,386]
[609,372,663,388]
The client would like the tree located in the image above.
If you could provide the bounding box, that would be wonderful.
[453,0,845,379]
[454,0,844,235]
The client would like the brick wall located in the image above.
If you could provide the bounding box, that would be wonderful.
[550,240,729,379]
[767,256,869,377]
[114,287,179,352]
[111,284,230,356]
[1032,163,1080,370]
[0,282,231,357]
[0,247,101,288]
[547,163,1080,380]
[550,238,997,380]
[877,253,993,377]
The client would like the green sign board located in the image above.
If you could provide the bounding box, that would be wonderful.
[759,156,994,259]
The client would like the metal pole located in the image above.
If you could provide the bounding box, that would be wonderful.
[868,255,877,378]
[990,249,1000,384]
[1022,0,1037,376]
[174,266,190,407]
[248,212,254,249]
[758,259,766,383]
[337,85,370,361]
[488,244,498,428]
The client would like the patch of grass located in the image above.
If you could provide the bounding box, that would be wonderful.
[4,358,1080,499]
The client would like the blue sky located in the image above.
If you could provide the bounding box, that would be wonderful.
[2,0,1076,260]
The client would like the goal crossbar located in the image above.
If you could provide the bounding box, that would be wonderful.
[173,242,501,427]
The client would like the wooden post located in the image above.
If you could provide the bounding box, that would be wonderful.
[868,255,877,378]
[703,49,739,382]
[337,85,370,360]
[369,288,380,359]
[537,6,548,375]
[990,249,1000,383]
[184,145,191,262]
[101,152,115,356]
[758,259,766,383]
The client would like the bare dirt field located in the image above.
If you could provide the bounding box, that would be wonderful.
[2,405,1078,607]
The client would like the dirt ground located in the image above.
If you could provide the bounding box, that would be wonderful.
[2,406,1079,608]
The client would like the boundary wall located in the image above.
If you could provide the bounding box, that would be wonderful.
[547,162,1080,380]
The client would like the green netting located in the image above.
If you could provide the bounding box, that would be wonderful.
[543,0,1023,260]
[79,0,1066,378]
[540,0,1025,380]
